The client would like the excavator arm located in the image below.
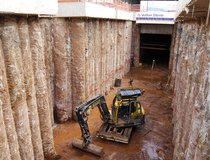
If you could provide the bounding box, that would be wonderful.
[74,95,111,147]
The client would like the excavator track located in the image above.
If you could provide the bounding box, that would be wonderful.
[97,123,133,143]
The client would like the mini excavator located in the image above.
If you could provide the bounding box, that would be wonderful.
[72,89,145,156]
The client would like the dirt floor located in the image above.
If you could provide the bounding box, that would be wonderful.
[54,66,174,160]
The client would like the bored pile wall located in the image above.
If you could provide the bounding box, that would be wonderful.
[0,16,133,159]
[70,18,132,109]
[170,20,210,159]
[131,23,140,67]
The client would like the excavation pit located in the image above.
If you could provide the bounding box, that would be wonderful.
[54,66,174,160]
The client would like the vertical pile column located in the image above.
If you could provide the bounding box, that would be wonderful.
[86,19,95,99]
[28,17,57,159]
[111,21,116,86]
[66,20,72,119]
[100,20,106,95]
[124,21,132,74]
[0,33,12,160]
[107,21,111,87]
[185,23,208,159]
[123,21,127,74]
[91,20,96,97]
[120,21,125,77]
[170,23,182,89]
[171,23,185,155]
[105,21,109,92]
[111,21,115,83]
[113,21,118,81]
[2,17,34,159]
[85,19,90,100]
[0,18,20,160]
[52,18,70,122]
[131,23,140,67]
[116,21,122,78]
[40,19,55,125]
[108,21,114,88]
[0,91,10,160]
[98,20,103,94]
[169,25,177,73]
[95,20,101,95]
[70,19,86,111]
[18,18,44,159]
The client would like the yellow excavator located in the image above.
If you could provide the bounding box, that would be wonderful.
[72,88,145,156]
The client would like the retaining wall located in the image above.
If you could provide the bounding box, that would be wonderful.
[170,20,210,159]
[0,16,133,159]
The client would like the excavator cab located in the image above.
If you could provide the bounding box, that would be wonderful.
[112,89,145,128]
[97,89,145,143]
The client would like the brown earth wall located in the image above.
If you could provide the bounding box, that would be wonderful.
[170,20,210,160]
[0,16,133,159]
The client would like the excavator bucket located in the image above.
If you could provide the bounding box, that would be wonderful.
[72,138,104,156]
[97,123,133,143]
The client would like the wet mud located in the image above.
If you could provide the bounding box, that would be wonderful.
[54,66,174,160]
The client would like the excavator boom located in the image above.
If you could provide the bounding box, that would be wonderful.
[74,95,111,147]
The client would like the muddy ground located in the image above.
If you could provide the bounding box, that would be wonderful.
[54,66,174,160]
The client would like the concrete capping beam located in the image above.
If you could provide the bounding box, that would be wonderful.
[57,2,135,21]
[0,0,57,15]
[57,2,86,17]
[85,2,116,19]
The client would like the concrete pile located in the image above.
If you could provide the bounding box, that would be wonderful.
[0,16,57,159]
[52,18,71,123]
[131,23,140,67]
[170,20,210,159]
[0,16,133,159]
[70,18,132,114]
[19,18,44,159]
[29,17,57,159]
[0,24,20,160]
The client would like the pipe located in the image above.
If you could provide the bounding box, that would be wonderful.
[206,0,210,26]
[151,60,155,70]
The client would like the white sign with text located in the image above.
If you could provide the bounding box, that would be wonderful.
[136,1,178,24]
